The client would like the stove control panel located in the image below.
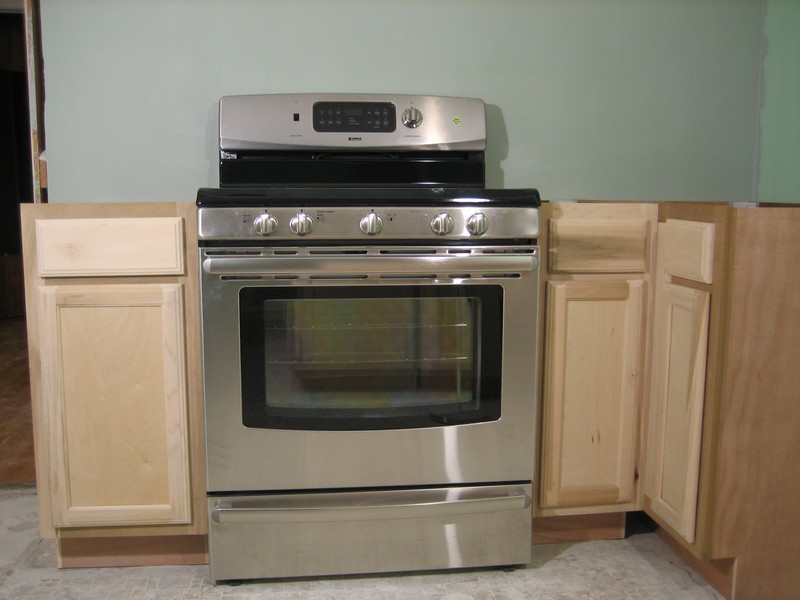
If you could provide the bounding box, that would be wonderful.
[200,206,539,242]
[219,93,486,152]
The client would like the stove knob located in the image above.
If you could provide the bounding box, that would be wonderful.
[430,212,454,236]
[466,212,489,236]
[401,107,423,129]
[359,212,383,236]
[253,213,279,236]
[290,213,313,236]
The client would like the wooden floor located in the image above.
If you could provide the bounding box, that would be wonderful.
[0,316,36,485]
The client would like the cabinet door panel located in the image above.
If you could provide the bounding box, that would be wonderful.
[646,282,710,543]
[540,280,643,508]
[40,284,191,527]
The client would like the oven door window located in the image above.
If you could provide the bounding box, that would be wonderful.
[239,285,502,430]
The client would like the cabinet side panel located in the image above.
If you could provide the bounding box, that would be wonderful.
[711,208,800,598]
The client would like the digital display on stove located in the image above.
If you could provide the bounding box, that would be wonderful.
[313,101,396,133]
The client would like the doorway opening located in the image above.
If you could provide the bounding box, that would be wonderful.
[1,11,32,318]
[0,10,35,485]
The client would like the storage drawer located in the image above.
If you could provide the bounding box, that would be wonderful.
[36,217,184,277]
[207,484,532,582]
[548,218,649,273]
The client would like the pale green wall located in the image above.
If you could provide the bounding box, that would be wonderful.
[40,0,766,203]
[757,0,800,204]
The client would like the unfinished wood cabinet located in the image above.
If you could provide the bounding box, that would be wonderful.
[643,204,800,600]
[21,203,206,567]
[537,202,657,517]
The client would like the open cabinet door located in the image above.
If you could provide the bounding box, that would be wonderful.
[647,281,710,543]
[645,219,715,544]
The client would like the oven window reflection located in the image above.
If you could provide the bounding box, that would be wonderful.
[267,297,475,408]
[240,286,503,430]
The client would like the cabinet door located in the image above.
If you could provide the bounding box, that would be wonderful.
[540,279,643,508]
[40,283,191,527]
[646,282,710,543]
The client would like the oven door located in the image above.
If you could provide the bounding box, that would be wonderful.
[200,246,539,493]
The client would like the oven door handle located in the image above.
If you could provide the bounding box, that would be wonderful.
[211,487,531,524]
[203,253,538,275]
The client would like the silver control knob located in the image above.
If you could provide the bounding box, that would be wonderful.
[401,107,423,128]
[253,213,279,236]
[430,212,454,236]
[289,213,313,236]
[466,212,489,236]
[359,212,383,236]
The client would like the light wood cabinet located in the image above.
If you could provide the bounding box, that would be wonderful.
[538,202,800,598]
[537,202,657,517]
[643,204,800,600]
[21,203,206,567]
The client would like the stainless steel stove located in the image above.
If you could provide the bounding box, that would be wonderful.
[198,94,540,583]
